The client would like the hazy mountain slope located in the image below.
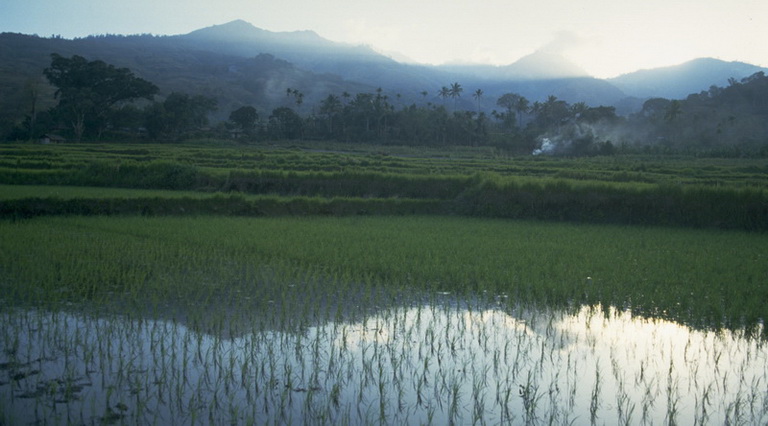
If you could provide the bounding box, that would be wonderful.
[438,50,589,80]
[181,20,385,64]
[499,50,590,80]
[179,20,446,93]
[3,20,767,131]
[0,21,629,123]
[463,76,626,107]
[0,31,374,122]
[436,50,623,107]
[609,58,768,99]
[176,20,624,105]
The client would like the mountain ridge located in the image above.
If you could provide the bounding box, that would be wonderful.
[1,20,766,129]
[609,57,768,99]
[185,20,767,101]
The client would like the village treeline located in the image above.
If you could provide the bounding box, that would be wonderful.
[6,54,768,156]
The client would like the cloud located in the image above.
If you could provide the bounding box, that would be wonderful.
[537,31,587,55]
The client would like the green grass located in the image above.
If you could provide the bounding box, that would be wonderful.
[2,142,768,188]
[2,142,767,230]
[2,215,765,331]
[0,184,219,200]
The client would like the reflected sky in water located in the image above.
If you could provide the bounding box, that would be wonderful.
[2,303,766,424]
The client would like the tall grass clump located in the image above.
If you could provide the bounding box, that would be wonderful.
[453,176,768,231]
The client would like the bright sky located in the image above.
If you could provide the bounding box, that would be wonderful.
[2,0,767,78]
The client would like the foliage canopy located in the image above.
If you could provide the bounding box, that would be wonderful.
[43,54,158,140]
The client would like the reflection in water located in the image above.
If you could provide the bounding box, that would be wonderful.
[1,302,766,424]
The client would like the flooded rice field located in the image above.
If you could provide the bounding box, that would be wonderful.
[1,297,767,425]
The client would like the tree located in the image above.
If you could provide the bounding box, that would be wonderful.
[534,95,571,130]
[286,88,304,111]
[43,53,158,140]
[145,93,217,140]
[229,106,258,134]
[472,89,483,113]
[496,93,528,130]
[639,98,671,121]
[664,100,682,122]
[513,95,530,128]
[578,105,618,124]
[319,94,342,136]
[438,86,450,104]
[449,82,463,108]
[268,107,303,139]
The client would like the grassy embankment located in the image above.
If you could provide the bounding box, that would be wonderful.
[1,142,767,230]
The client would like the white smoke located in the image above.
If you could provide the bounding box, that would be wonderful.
[531,121,626,156]
[532,138,557,155]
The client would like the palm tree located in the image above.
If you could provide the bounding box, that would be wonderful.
[514,95,530,128]
[438,86,450,104]
[319,94,342,134]
[497,92,528,130]
[449,82,463,108]
[285,88,304,111]
[472,89,483,113]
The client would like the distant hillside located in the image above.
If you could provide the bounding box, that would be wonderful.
[179,20,444,93]
[124,20,630,105]
[0,31,374,124]
[609,58,768,99]
[438,49,589,81]
[431,49,627,107]
[3,19,767,138]
[0,21,628,131]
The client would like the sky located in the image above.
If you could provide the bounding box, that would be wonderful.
[2,0,767,78]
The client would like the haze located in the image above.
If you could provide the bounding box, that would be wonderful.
[2,0,766,78]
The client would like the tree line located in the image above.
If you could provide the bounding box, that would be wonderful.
[6,54,768,156]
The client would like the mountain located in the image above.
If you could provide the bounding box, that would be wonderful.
[0,31,375,123]
[179,20,444,93]
[438,49,589,81]
[500,50,589,80]
[434,49,623,110]
[0,20,630,125]
[182,19,384,64]
[3,19,767,134]
[609,58,768,99]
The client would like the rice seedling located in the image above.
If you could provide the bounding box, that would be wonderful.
[1,214,767,423]
[5,299,765,424]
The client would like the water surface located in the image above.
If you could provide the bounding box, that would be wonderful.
[1,301,766,424]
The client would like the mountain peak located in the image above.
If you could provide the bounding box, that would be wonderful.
[185,20,330,48]
[185,20,265,39]
[499,50,589,80]
[217,19,256,29]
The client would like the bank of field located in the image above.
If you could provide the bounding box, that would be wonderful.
[1,216,766,332]
[2,142,767,229]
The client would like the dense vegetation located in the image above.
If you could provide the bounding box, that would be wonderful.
[4,53,768,157]
[2,142,766,231]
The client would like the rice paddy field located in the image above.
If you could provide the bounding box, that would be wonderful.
[1,142,767,424]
